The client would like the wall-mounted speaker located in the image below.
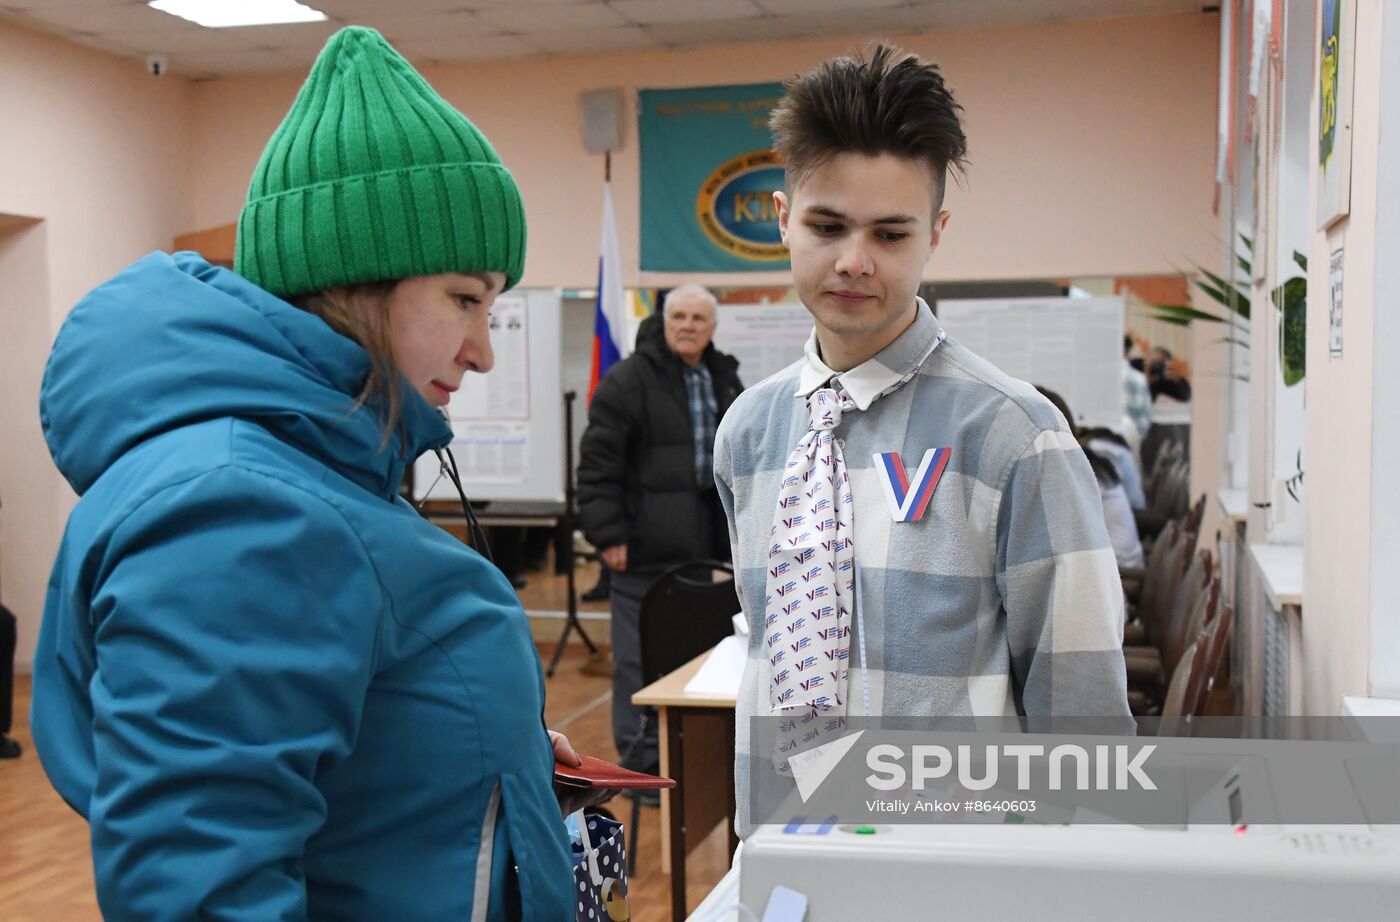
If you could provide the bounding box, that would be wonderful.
[580,88,623,154]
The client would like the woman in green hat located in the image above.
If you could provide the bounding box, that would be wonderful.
[32,26,581,920]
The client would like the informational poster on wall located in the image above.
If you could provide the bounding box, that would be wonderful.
[711,302,813,385]
[936,296,1125,431]
[446,422,530,485]
[458,296,530,422]
[412,289,565,504]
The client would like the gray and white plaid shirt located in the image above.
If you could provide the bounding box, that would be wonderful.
[715,299,1130,835]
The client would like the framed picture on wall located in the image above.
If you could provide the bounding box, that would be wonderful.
[1316,0,1355,228]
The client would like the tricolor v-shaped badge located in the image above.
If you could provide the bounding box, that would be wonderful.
[873,448,951,522]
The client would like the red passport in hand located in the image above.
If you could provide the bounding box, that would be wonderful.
[554,754,677,790]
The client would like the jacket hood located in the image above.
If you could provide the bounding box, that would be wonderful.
[635,311,666,352]
[40,251,451,497]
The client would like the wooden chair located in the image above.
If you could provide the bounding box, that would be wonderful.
[1135,573,1221,722]
[1182,493,1207,547]
[1158,555,1217,680]
[1126,555,1217,702]
[1137,443,1192,544]
[1190,602,1234,717]
[1157,636,1208,734]
[1158,598,1234,733]
[1123,521,1192,649]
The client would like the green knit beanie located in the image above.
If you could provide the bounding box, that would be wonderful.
[234,26,525,298]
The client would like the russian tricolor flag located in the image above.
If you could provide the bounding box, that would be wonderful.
[588,181,628,401]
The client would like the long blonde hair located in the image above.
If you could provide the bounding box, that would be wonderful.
[295,281,404,444]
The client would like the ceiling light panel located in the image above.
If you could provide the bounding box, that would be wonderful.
[148,0,327,29]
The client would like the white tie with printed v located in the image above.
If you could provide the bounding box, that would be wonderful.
[764,387,857,772]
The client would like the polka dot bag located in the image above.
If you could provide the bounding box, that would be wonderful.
[572,812,630,922]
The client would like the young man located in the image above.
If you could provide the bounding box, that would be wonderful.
[714,44,1130,834]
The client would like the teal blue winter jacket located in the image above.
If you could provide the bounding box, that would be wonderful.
[32,251,573,920]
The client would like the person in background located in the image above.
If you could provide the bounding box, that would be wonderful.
[1038,388,1144,570]
[30,27,582,919]
[1083,426,1147,511]
[1146,346,1192,402]
[1122,332,1152,442]
[577,284,743,773]
[488,525,530,589]
[581,566,611,602]
[1,600,19,759]
[1086,449,1145,570]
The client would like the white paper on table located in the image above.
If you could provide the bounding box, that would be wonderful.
[683,633,746,697]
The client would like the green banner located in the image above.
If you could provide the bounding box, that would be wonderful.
[639,82,788,272]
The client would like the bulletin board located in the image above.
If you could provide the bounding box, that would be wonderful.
[711,301,814,385]
[937,296,1125,430]
[412,288,565,504]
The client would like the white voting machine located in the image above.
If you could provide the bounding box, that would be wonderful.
[735,820,1398,921]
[722,743,1400,922]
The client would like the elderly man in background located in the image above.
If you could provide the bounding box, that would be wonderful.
[577,284,743,773]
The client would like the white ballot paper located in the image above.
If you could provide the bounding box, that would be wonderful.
[684,633,747,697]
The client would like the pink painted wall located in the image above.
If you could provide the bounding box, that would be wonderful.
[0,21,195,669]
[1301,2,1380,713]
[189,13,1221,289]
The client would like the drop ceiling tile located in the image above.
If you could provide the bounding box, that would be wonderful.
[477,3,627,34]
[649,5,921,47]
[643,16,812,47]
[394,33,537,62]
[520,24,661,55]
[220,49,312,74]
[15,2,206,33]
[455,0,598,7]
[4,0,136,9]
[310,0,476,13]
[221,20,343,51]
[173,47,306,76]
[765,6,923,38]
[275,44,325,67]
[905,0,1202,32]
[339,9,487,40]
[98,26,254,54]
[610,0,763,26]
[906,0,1037,31]
[756,0,909,14]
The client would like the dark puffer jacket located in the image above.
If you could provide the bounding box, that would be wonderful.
[578,313,743,572]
